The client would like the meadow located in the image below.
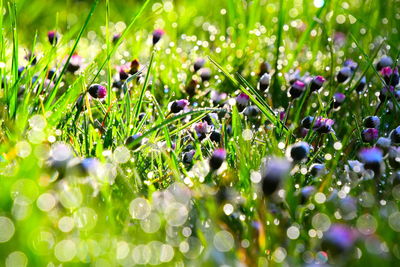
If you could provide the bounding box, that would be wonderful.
[1,0,400,266]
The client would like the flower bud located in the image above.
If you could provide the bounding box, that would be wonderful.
[209,148,226,170]
[363,116,380,129]
[88,84,107,99]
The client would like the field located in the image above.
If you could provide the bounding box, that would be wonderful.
[1,0,400,266]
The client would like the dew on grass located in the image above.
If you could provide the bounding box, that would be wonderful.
[213,230,234,252]
[6,251,28,267]
[54,239,77,262]
[0,217,15,243]
[129,198,151,220]
[312,213,331,231]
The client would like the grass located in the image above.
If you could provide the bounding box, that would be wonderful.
[0,0,400,266]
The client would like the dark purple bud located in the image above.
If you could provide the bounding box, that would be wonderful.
[363,116,380,129]
[112,33,121,43]
[301,116,314,129]
[185,79,198,97]
[193,58,205,72]
[47,68,57,80]
[125,133,143,150]
[199,68,212,82]
[333,92,346,108]
[209,148,226,170]
[310,75,325,92]
[388,147,400,169]
[289,80,306,98]
[343,59,358,71]
[183,150,196,165]
[130,59,140,75]
[300,186,315,203]
[259,73,270,91]
[88,84,107,99]
[170,99,189,113]
[261,158,290,196]
[356,76,367,93]
[336,67,352,83]
[25,52,37,65]
[358,147,384,175]
[376,56,393,71]
[48,30,59,45]
[322,224,357,255]
[310,163,325,177]
[67,54,82,73]
[313,117,334,134]
[244,105,260,118]
[361,128,379,143]
[152,29,165,45]
[390,126,400,145]
[236,93,250,111]
[381,67,399,86]
[210,131,221,143]
[376,137,391,153]
[18,66,25,77]
[379,86,396,102]
[289,142,310,162]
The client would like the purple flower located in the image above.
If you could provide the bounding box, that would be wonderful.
[310,75,325,92]
[390,126,400,144]
[130,59,140,75]
[356,76,367,93]
[194,121,209,139]
[199,67,212,82]
[344,59,358,71]
[210,90,227,105]
[183,150,196,165]
[289,80,306,98]
[88,84,107,99]
[261,158,291,196]
[112,33,121,43]
[170,99,189,113]
[259,61,271,76]
[244,105,260,118]
[152,29,165,45]
[289,142,310,162]
[301,116,314,129]
[376,137,391,152]
[361,128,379,143]
[48,30,59,45]
[236,93,250,111]
[376,56,393,71]
[333,92,346,108]
[336,66,352,83]
[313,117,334,133]
[259,73,270,91]
[381,67,399,86]
[309,163,325,177]
[300,186,315,203]
[209,148,226,170]
[358,147,384,175]
[379,86,396,102]
[322,224,357,255]
[193,58,205,72]
[67,54,82,73]
[363,116,380,129]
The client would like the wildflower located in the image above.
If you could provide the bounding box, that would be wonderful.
[152,29,165,45]
[199,67,212,82]
[289,142,310,162]
[112,33,121,43]
[259,61,271,76]
[193,121,209,140]
[300,186,315,204]
[48,30,59,45]
[193,58,205,72]
[209,148,226,170]
[130,59,140,75]
[183,150,196,165]
[301,116,314,129]
[390,126,400,145]
[322,224,357,255]
[363,116,380,129]
[309,163,325,177]
[356,76,367,93]
[47,68,57,80]
[287,69,301,85]
[236,93,250,111]
[25,51,37,65]
[185,79,198,97]
[379,86,396,102]
[388,147,400,169]
[210,90,227,106]
[376,55,393,71]
[344,59,358,71]
[333,92,346,108]
[258,73,270,91]
[70,157,100,177]
[310,75,325,92]
[361,128,379,143]
[358,147,384,175]
[67,54,82,73]
[381,67,399,86]
[289,80,306,98]
[116,65,130,81]
[125,133,143,150]
[210,131,221,143]
[313,117,334,133]
[169,99,189,113]
[336,66,352,83]
[88,84,107,99]
[261,158,291,196]
[243,105,260,118]
[376,137,391,153]
[18,66,25,77]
